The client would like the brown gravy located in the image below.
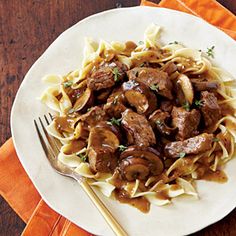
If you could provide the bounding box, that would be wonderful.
[114,190,150,213]
[202,170,228,183]
[54,116,74,133]
[63,140,86,155]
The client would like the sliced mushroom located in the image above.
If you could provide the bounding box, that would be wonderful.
[119,157,150,181]
[96,89,111,103]
[161,61,178,75]
[73,88,93,112]
[149,110,177,137]
[191,80,219,92]
[122,80,157,115]
[120,146,164,176]
[177,74,194,105]
[88,125,120,173]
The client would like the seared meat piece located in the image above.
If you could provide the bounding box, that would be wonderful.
[122,80,157,115]
[127,67,173,99]
[104,88,127,118]
[87,61,127,91]
[121,109,156,147]
[172,107,201,140]
[160,100,173,113]
[192,80,219,92]
[200,91,221,127]
[79,106,108,128]
[149,109,177,137]
[161,61,178,75]
[88,124,120,172]
[165,133,213,158]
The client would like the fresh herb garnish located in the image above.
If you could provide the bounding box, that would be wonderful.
[156,120,163,125]
[112,95,119,105]
[179,152,186,158]
[68,108,74,114]
[112,67,121,82]
[78,153,87,162]
[107,117,122,126]
[169,41,179,45]
[87,108,91,112]
[139,63,145,67]
[213,137,220,142]
[182,102,190,111]
[138,40,144,45]
[206,46,215,58]
[63,81,73,88]
[76,92,81,98]
[118,145,127,152]
[150,83,159,92]
[194,99,203,107]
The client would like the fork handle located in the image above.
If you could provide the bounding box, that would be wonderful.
[78,180,128,236]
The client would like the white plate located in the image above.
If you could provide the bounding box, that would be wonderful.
[11,6,236,236]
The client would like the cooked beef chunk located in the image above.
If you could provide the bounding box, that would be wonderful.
[192,81,219,92]
[88,124,119,172]
[171,107,201,140]
[122,80,157,115]
[165,133,213,158]
[104,88,127,118]
[121,109,156,147]
[127,67,173,99]
[149,109,177,137]
[79,106,108,128]
[87,61,127,91]
[160,100,173,113]
[200,91,221,127]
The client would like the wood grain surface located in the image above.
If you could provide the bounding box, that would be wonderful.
[0,0,236,235]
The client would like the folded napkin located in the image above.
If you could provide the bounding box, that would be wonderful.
[1,0,236,235]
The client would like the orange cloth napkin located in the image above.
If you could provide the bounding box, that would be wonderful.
[1,0,236,235]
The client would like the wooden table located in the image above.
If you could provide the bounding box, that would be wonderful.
[1,0,236,235]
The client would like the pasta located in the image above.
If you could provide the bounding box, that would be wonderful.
[40,24,236,213]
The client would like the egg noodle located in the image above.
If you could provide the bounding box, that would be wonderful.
[40,24,236,211]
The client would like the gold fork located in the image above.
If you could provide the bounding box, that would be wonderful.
[34,114,127,236]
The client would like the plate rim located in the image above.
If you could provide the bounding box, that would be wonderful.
[10,6,236,236]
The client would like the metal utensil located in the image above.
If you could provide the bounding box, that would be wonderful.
[34,114,127,236]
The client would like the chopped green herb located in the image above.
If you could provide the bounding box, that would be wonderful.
[76,93,81,98]
[182,102,190,111]
[206,46,215,58]
[213,137,220,142]
[118,145,127,152]
[179,152,186,158]
[138,40,144,45]
[63,81,73,88]
[156,120,163,125]
[194,99,203,107]
[112,67,121,82]
[78,153,87,162]
[112,96,119,105]
[107,117,122,126]
[139,63,145,67]
[68,108,74,114]
[87,108,91,112]
[169,41,179,45]
[150,83,159,92]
